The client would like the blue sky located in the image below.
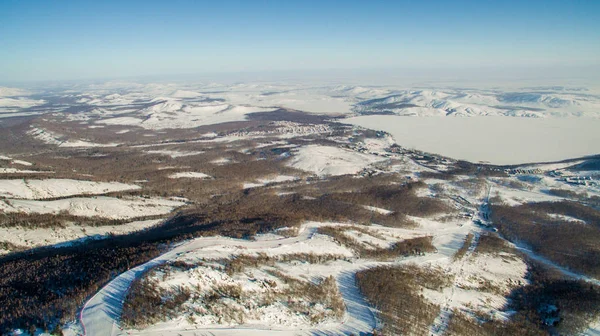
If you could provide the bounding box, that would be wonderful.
[1,0,599,82]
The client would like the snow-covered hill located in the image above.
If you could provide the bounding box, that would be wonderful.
[354,89,600,117]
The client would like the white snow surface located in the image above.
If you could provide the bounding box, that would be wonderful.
[243,175,299,189]
[0,196,185,219]
[0,179,140,199]
[354,89,600,118]
[146,150,204,158]
[287,145,387,176]
[28,127,119,147]
[168,172,211,179]
[0,155,34,166]
[0,87,31,97]
[343,116,600,165]
[96,99,276,130]
[0,168,53,174]
[0,219,163,254]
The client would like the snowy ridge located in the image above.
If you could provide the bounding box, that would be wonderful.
[354,89,600,117]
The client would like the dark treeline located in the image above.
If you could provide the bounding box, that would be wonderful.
[0,211,164,229]
[356,265,449,335]
[509,261,600,335]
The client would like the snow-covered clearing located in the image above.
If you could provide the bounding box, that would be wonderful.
[211,157,233,165]
[0,87,31,97]
[343,116,600,165]
[243,175,299,189]
[0,168,53,174]
[286,145,387,176]
[28,127,119,148]
[0,179,140,199]
[0,97,45,112]
[0,155,34,166]
[428,233,528,335]
[168,172,211,179]
[361,205,393,215]
[487,175,592,206]
[548,213,587,224]
[146,150,204,158]
[97,100,276,130]
[0,196,185,219]
[0,219,163,254]
[219,89,354,115]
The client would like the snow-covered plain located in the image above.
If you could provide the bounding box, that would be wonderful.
[28,127,119,147]
[344,116,600,165]
[353,89,600,118]
[0,177,185,254]
[0,168,53,174]
[0,179,140,199]
[96,100,277,130]
[286,145,387,176]
[0,219,164,254]
[0,196,185,219]
[146,150,204,158]
[168,172,211,179]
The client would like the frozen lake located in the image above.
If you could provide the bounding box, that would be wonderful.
[342,116,600,165]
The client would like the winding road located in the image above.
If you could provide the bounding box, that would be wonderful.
[78,224,390,336]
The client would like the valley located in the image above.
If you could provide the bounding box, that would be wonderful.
[0,82,599,336]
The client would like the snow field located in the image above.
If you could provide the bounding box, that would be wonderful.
[168,172,211,179]
[28,127,119,147]
[146,150,204,158]
[343,116,600,165]
[0,168,53,174]
[0,179,140,199]
[243,175,298,189]
[108,219,476,335]
[0,219,164,254]
[286,145,387,176]
[0,196,185,219]
[96,99,277,130]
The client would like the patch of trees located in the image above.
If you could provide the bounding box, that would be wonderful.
[122,263,345,329]
[323,181,454,224]
[445,309,545,336]
[474,232,513,255]
[317,226,435,260]
[121,276,191,328]
[491,201,600,278]
[508,261,600,335]
[222,252,345,276]
[0,241,26,253]
[545,188,586,200]
[449,241,600,335]
[0,238,163,334]
[356,264,449,335]
[453,233,474,261]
